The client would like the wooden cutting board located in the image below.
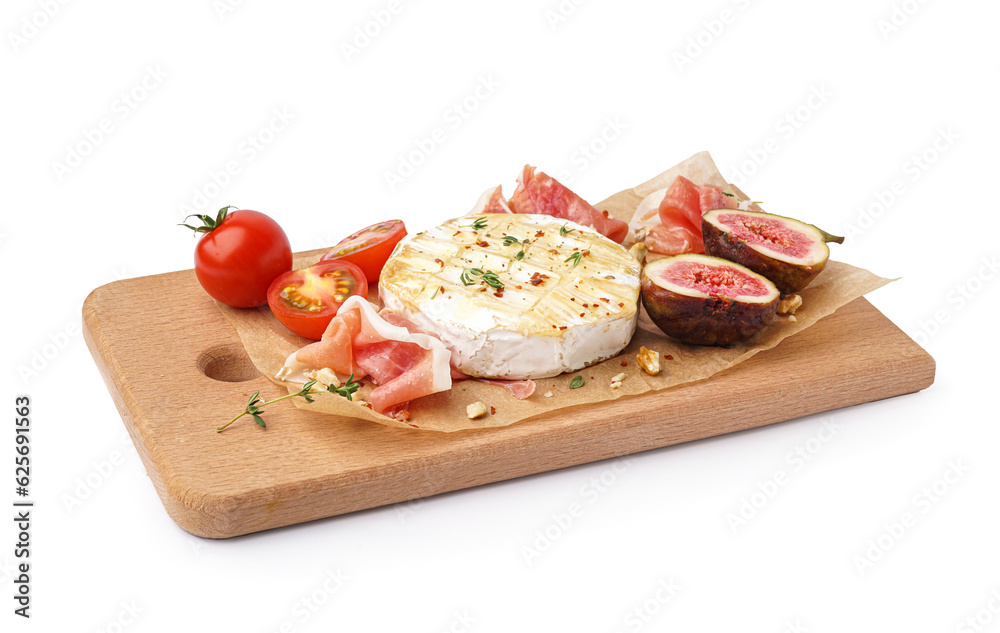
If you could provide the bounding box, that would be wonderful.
[83,257,935,539]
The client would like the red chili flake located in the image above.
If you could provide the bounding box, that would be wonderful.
[621,360,628,367]
[552,325,558,329]
[493,290,504,298]
[602,210,609,217]
[453,230,461,236]
[573,247,579,251]
[434,258,443,265]
[559,326,567,330]
[476,240,489,248]
[439,285,446,294]
[582,303,589,308]
[464,245,472,249]
[570,297,576,302]
[535,230,545,237]
[617,302,625,308]
[529,271,549,287]
[600,298,610,303]
[666,354,674,360]
[515,284,523,290]
[548,248,559,255]
[490,406,496,415]
[480,287,488,292]
[579,312,585,317]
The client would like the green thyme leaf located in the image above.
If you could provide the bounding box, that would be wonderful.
[569,375,584,389]
[564,251,588,268]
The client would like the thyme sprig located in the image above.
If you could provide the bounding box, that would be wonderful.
[501,235,530,261]
[331,373,362,401]
[217,374,363,432]
[465,217,488,231]
[722,192,763,205]
[559,225,575,236]
[461,268,504,289]
[564,250,589,268]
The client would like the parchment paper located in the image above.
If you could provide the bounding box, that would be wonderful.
[217,152,892,432]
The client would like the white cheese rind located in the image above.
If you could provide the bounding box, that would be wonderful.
[379,214,641,379]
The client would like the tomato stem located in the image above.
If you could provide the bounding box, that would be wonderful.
[179,205,234,234]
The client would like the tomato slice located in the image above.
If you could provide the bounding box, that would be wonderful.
[266,260,368,340]
[321,219,406,283]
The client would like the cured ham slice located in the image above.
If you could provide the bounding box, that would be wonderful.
[510,165,629,243]
[645,223,701,256]
[467,185,513,214]
[473,378,536,400]
[630,176,740,257]
[294,296,452,414]
[383,311,536,400]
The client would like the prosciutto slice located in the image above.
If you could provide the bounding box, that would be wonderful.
[294,296,452,414]
[467,185,513,214]
[510,165,629,243]
[472,378,536,400]
[631,176,739,256]
[382,312,537,400]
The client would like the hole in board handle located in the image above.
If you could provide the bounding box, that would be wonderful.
[197,344,259,382]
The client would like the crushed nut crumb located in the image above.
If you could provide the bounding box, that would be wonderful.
[544,391,553,397]
[628,241,648,264]
[637,346,661,376]
[777,294,803,315]
[466,401,488,419]
[306,367,341,389]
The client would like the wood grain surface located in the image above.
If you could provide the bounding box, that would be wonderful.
[83,262,935,539]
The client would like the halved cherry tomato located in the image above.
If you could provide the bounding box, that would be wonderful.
[321,219,406,283]
[266,260,368,340]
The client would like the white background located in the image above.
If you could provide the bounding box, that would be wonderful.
[2,0,998,631]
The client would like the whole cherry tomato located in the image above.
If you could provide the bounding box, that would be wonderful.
[182,206,292,308]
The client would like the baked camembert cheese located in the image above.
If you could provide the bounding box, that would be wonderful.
[379,213,641,379]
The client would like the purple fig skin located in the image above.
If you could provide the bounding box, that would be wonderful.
[702,213,828,295]
[640,266,778,347]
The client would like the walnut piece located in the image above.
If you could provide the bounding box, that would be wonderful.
[628,241,648,264]
[637,346,661,376]
[777,294,803,315]
[305,367,341,389]
[466,401,488,419]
